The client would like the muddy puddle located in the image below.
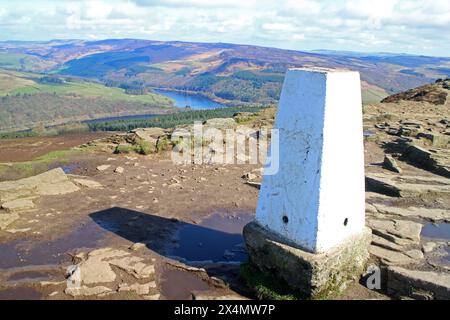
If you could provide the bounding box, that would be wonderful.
[421,222,450,241]
[160,268,212,300]
[0,218,116,299]
[0,287,42,300]
[170,212,253,263]
[0,220,112,270]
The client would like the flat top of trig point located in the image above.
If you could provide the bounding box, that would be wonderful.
[288,67,357,74]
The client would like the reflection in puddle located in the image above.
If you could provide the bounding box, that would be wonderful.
[421,222,450,241]
[160,269,211,300]
[48,163,81,174]
[171,213,253,263]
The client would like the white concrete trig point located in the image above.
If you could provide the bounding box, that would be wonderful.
[243,68,371,299]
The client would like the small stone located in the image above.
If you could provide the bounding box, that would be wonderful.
[73,179,103,189]
[143,294,160,300]
[96,165,111,171]
[242,173,257,180]
[48,291,59,297]
[114,167,124,174]
[129,243,147,251]
[422,242,437,253]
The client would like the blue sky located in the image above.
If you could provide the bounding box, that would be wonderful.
[0,0,449,56]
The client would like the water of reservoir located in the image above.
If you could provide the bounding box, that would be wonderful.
[153,89,226,110]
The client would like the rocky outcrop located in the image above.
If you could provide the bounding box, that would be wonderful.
[381,79,449,105]
[403,143,450,178]
[383,154,402,173]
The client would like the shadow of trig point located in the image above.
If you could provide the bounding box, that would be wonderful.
[243,68,371,299]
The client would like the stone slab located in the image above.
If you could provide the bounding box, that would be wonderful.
[387,266,450,300]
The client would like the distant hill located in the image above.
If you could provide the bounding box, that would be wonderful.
[0,69,175,131]
[2,39,450,105]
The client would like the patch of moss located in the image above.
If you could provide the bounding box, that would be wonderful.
[156,137,171,152]
[240,262,301,300]
[114,145,136,154]
[131,139,154,155]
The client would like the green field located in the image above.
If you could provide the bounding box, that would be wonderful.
[0,53,52,70]
[0,69,174,105]
[362,88,389,104]
[0,69,176,131]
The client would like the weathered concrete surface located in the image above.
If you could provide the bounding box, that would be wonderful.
[256,69,365,253]
[243,221,371,299]
[387,266,450,300]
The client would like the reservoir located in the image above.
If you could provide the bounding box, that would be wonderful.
[153,89,226,109]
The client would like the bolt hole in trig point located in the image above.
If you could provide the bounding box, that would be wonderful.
[170,121,280,175]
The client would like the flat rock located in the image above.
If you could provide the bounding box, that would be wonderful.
[371,234,405,252]
[204,118,236,129]
[96,165,111,171]
[108,256,155,279]
[369,245,417,266]
[77,248,130,285]
[373,204,449,222]
[118,281,156,295]
[0,168,79,203]
[368,218,422,245]
[0,212,20,230]
[131,128,166,141]
[65,286,112,297]
[1,198,35,212]
[387,266,450,299]
[366,173,450,197]
[73,179,103,189]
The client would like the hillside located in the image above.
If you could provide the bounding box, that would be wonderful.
[0,69,175,131]
[381,78,449,105]
[2,40,450,105]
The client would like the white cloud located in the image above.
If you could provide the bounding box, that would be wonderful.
[0,0,448,56]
